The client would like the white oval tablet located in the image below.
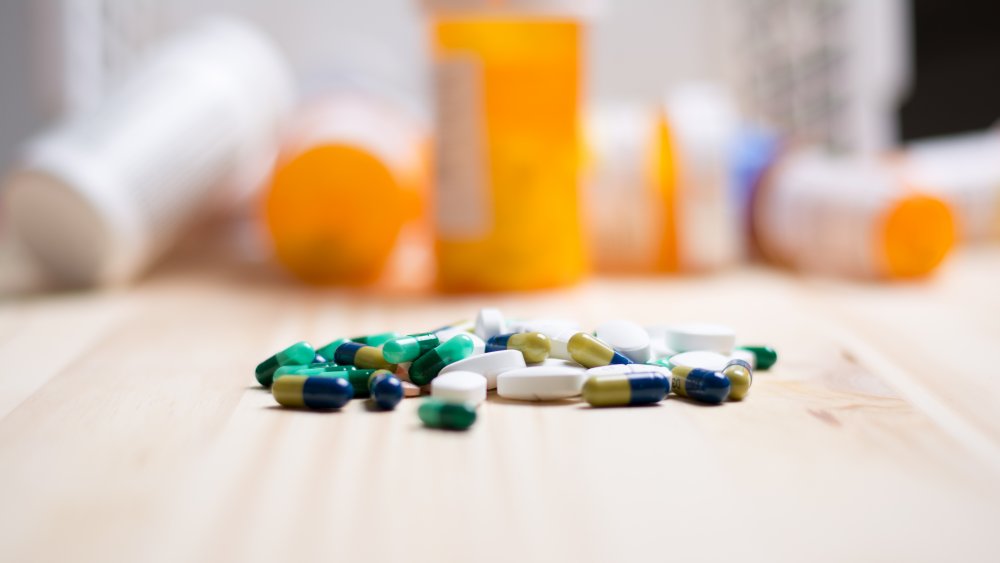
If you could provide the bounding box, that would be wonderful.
[431,371,487,405]
[496,365,586,401]
[474,308,506,340]
[667,351,730,372]
[439,349,526,390]
[665,323,736,354]
[596,320,651,363]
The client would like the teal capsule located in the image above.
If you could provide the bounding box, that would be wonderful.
[369,369,404,410]
[352,331,402,347]
[409,334,475,386]
[737,346,778,370]
[273,363,356,380]
[255,341,316,387]
[315,338,350,362]
[382,332,442,364]
[329,369,378,398]
[418,398,477,430]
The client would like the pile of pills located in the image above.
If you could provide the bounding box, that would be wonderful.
[254,308,778,430]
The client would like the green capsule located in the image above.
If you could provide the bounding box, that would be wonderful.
[737,346,778,370]
[418,398,477,430]
[723,359,752,401]
[328,369,377,397]
[408,334,475,386]
[255,341,316,387]
[315,338,350,362]
[352,331,402,347]
[273,363,356,381]
[382,332,442,364]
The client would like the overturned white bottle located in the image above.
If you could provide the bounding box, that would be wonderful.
[2,17,294,286]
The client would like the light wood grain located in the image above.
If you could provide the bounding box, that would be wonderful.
[0,243,998,563]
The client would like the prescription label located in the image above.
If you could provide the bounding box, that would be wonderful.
[434,56,492,239]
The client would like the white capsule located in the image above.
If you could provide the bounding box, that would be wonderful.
[496,365,587,401]
[438,349,526,390]
[664,323,736,354]
[595,319,651,363]
[667,350,730,372]
[474,308,506,341]
[431,371,487,405]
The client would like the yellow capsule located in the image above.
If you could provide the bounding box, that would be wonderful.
[723,359,753,401]
[567,332,632,368]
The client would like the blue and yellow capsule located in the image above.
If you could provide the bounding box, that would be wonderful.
[723,358,752,401]
[368,369,404,410]
[670,366,731,404]
[333,341,395,370]
[272,375,353,410]
[485,332,551,363]
[255,341,317,387]
[582,373,669,407]
[567,332,633,368]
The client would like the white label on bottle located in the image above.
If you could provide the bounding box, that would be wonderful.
[433,55,491,240]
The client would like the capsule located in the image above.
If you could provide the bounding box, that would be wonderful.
[272,375,353,410]
[333,341,395,370]
[315,338,349,361]
[409,334,476,386]
[486,332,551,363]
[382,332,442,364]
[352,331,401,347]
[670,366,731,404]
[582,373,669,407]
[723,359,753,401]
[328,368,378,398]
[255,341,317,387]
[418,398,477,430]
[737,346,778,370]
[368,369,404,410]
[273,363,357,380]
[568,332,633,368]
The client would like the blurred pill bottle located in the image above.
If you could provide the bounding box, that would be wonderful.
[1,17,294,287]
[421,0,599,291]
[751,149,956,279]
[584,84,745,273]
[263,95,429,285]
[897,129,1000,242]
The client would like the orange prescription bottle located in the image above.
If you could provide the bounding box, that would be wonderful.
[264,95,428,285]
[423,0,596,291]
[752,149,956,279]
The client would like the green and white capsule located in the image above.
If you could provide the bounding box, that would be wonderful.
[408,334,476,386]
[418,398,477,430]
[485,332,551,363]
[255,341,317,387]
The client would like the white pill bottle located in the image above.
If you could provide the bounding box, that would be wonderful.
[2,17,294,286]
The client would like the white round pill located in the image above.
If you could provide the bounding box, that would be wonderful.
[431,371,487,405]
[667,351,730,372]
[438,349,526,390]
[664,323,736,354]
[496,365,586,401]
[474,308,506,340]
[595,320,651,363]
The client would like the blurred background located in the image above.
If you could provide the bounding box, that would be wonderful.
[1,0,998,293]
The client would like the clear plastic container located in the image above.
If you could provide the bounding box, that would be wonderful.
[423,0,598,291]
[2,17,294,286]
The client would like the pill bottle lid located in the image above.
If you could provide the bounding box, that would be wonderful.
[422,0,603,18]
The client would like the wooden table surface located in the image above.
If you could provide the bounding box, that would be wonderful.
[1,241,998,563]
